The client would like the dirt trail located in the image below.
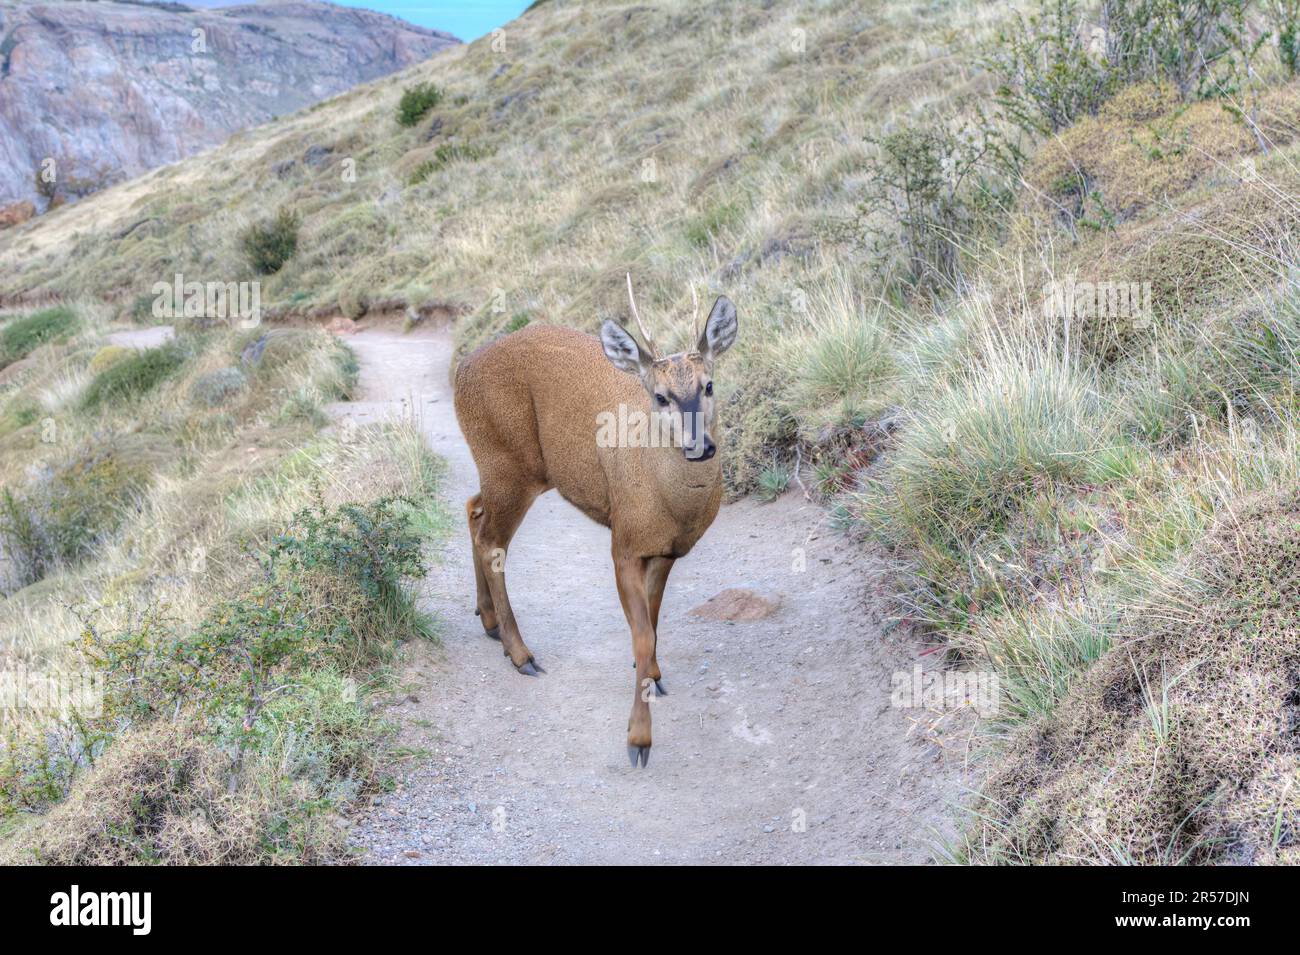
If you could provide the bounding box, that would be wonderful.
[332,325,972,864]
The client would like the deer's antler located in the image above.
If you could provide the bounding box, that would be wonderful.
[689,282,701,347]
[626,272,659,359]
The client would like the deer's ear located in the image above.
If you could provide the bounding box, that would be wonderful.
[601,319,651,375]
[697,296,737,362]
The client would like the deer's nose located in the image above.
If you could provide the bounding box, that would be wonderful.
[688,438,716,462]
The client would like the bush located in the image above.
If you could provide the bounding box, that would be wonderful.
[855,119,1018,295]
[861,344,1110,539]
[1,494,433,859]
[189,366,247,407]
[0,446,148,588]
[87,344,131,375]
[2,690,376,864]
[239,208,300,275]
[83,495,429,727]
[396,82,444,127]
[0,306,79,367]
[79,342,186,411]
[407,142,494,185]
[987,0,1270,137]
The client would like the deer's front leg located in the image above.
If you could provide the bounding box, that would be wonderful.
[614,551,655,768]
[645,556,675,695]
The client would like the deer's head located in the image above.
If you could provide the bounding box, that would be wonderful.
[600,278,738,462]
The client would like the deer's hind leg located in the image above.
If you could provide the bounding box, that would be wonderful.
[470,477,545,675]
[466,495,498,634]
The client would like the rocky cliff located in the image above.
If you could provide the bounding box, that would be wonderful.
[0,1,458,221]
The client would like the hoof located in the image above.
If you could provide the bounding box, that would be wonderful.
[654,679,667,697]
[484,626,500,641]
[626,744,651,768]
[517,659,543,677]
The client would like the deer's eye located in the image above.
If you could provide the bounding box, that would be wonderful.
[655,393,670,407]
[704,381,713,397]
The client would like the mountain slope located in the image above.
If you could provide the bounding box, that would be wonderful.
[0,0,459,217]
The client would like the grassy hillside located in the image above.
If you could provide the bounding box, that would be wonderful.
[3,0,1300,863]
[0,301,448,861]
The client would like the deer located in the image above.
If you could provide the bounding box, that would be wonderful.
[453,277,738,768]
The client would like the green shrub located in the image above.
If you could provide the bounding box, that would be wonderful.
[987,0,1269,137]
[0,306,80,367]
[683,200,745,249]
[756,464,792,502]
[784,289,896,426]
[853,337,1122,623]
[983,0,1117,134]
[239,208,300,275]
[408,142,494,185]
[79,342,186,411]
[189,366,247,408]
[855,119,1017,295]
[83,495,430,727]
[396,83,444,127]
[0,447,148,587]
[0,493,436,856]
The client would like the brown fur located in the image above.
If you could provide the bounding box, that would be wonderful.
[453,323,727,763]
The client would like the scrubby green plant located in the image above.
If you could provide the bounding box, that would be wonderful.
[0,492,436,857]
[83,494,429,724]
[79,342,186,411]
[1274,0,1300,75]
[683,200,746,249]
[856,119,1018,295]
[756,464,792,502]
[396,82,444,127]
[189,366,247,408]
[983,0,1115,134]
[408,142,494,184]
[0,306,80,367]
[988,0,1273,138]
[0,447,148,588]
[861,343,1112,540]
[239,208,300,275]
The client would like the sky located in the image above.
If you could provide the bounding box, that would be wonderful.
[334,2,533,42]
[183,1,530,42]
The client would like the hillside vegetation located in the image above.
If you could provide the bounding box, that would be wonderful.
[3,0,1300,864]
